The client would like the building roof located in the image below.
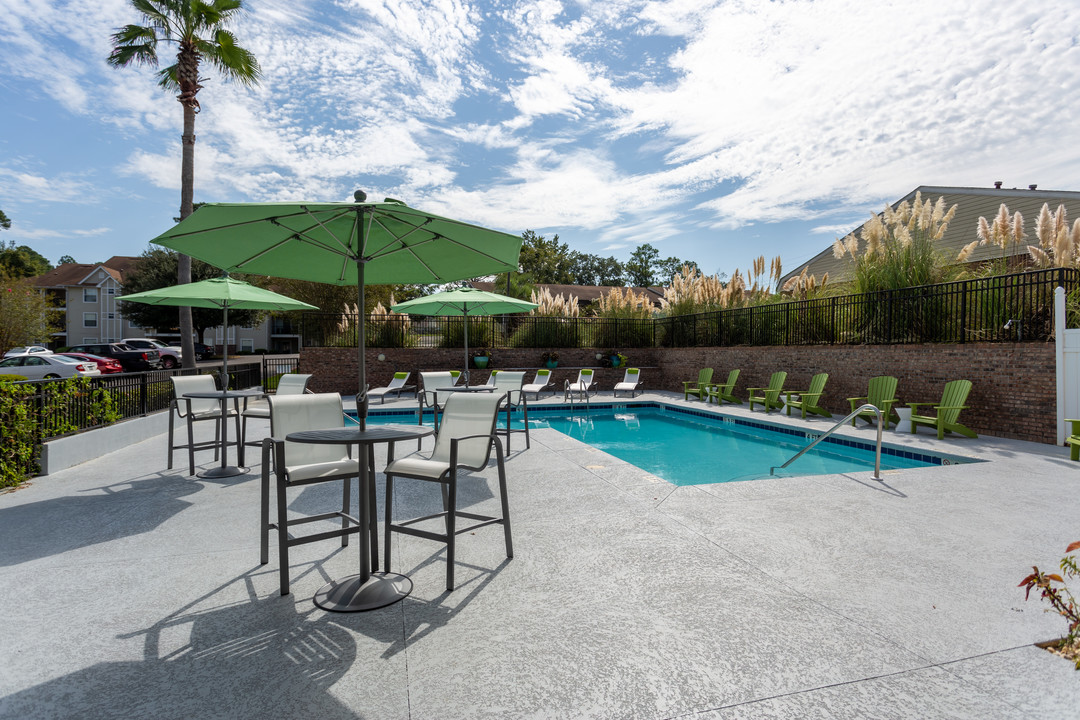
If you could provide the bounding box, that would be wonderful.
[33,256,142,288]
[468,281,666,307]
[782,185,1080,284]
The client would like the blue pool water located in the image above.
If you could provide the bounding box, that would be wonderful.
[358,403,968,486]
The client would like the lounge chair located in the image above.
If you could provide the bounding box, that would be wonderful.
[848,376,899,429]
[706,369,741,405]
[785,373,832,419]
[683,368,713,401]
[241,373,313,458]
[491,371,529,451]
[383,391,513,591]
[1066,419,1080,461]
[908,379,977,439]
[521,369,554,400]
[613,367,642,398]
[367,371,414,404]
[565,369,596,400]
[747,371,787,412]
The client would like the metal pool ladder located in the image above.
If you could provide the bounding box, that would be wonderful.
[770,404,884,481]
[563,379,591,410]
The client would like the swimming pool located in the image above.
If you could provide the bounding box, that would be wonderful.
[359,403,972,485]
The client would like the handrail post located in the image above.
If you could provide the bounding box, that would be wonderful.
[770,403,884,481]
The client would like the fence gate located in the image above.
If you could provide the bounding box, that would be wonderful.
[1055,287,1080,444]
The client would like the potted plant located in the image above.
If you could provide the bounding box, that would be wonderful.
[541,351,559,369]
[472,349,492,369]
[607,350,628,368]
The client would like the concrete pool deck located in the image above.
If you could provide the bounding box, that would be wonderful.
[1,390,1078,718]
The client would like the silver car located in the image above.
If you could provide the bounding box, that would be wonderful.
[0,354,102,380]
[3,346,52,358]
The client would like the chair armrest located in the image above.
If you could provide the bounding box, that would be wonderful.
[798,392,822,404]
[906,401,934,411]
[846,396,867,403]
[171,396,195,418]
[746,387,762,394]
[933,405,968,412]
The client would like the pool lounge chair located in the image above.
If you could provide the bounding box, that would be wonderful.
[908,379,977,440]
[565,369,596,400]
[1066,419,1080,461]
[367,371,415,404]
[521,369,554,400]
[747,371,787,412]
[613,367,642,398]
[706,369,741,404]
[848,375,899,429]
[683,368,713,401]
[785,373,832,419]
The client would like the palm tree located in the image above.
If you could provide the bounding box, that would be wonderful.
[108,0,260,368]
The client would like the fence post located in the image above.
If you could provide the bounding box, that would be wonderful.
[960,280,967,343]
[139,372,148,416]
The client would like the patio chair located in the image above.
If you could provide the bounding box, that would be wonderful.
[167,374,241,476]
[784,373,832,419]
[260,392,377,596]
[491,370,529,451]
[613,367,642,398]
[678,369,712,403]
[521,369,554,400]
[908,379,978,440]
[747,371,787,413]
[847,376,900,429]
[367,371,415,404]
[241,373,312,459]
[683,368,713,401]
[418,371,461,432]
[1066,419,1080,461]
[564,369,596,400]
[706,369,741,405]
[383,391,513,591]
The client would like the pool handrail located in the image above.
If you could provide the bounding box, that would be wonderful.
[770,404,883,480]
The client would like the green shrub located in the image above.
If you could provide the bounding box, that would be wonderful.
[509,317,582,348]
[439,317,500,349]
[0,380,37,487]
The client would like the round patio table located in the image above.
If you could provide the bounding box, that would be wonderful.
[183,389,265,479]
[285,424,434,612]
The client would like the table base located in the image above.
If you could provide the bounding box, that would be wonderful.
[313,571,413,612]
[197,465,249,479]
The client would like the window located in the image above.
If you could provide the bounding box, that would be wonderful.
[82,338,98,344]
[83,288,98,303]
[107,288,115,295]
[83,313,98,328]
[107,312,115,320]
[240,338,254,352]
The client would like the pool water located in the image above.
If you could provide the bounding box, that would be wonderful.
[359,404,966,486]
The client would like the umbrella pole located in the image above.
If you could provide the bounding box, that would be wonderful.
[357,261,367,430]
[462,308,469,386]
[220,303,229,390]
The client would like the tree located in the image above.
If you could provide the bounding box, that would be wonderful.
[570,253,624,286]
[518,230,575,284]
[490,271,536,300]
[109,0,261,369]
[0,240,52,279]
[0,210,10,231]
[119,248,263,343]
[656,257,699,286]
[625,244,660,286]
[57,255,77,266]
[1,277,59,350]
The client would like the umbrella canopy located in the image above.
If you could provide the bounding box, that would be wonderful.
[391,288,536,380]
[151,194,522,421]
[119,275,317,385]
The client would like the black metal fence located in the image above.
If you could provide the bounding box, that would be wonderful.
[303,268,1080,349]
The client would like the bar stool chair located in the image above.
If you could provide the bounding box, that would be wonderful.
[491,370,529,451]
[167,374,240,476]
[241,373,312,459]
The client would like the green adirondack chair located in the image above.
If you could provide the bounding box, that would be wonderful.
[847,376,899,429]
[747,371,787,412]
[784,373,832,419]
[683,368,714,401]
[908,380,977,440]
[1066,419,1080,461]
[706,369,741,404]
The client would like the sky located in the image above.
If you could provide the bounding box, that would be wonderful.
[3,0,1080,282]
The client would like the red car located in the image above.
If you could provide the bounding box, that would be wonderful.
[57,352,124,375]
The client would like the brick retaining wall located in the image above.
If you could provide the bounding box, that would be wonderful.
[299,343,1056,444]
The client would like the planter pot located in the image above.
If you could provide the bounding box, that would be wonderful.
[610,356,621,368]
[545,360,558,369]
[473,356,489,369]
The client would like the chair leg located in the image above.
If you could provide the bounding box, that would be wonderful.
[276,470,291,596]
[384,474,395,572]
[234,405,244,467]
[341,471,351,549]
[494,439,513,559]
[186,416,197,476]
[167,409,175,470]
[260,444,271,565]
[446,471,457,592]
[522,400,530,450]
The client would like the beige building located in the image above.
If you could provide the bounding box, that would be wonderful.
[32,257,302,353]
[782,184,1080,285]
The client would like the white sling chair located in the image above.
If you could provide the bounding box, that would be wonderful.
[491,370,529,452]
[368,371,415,404]
[241,373,313,456]
[167,374,241,476]
[521,369,554,400]
[564,368,596,400]
[613,367,642,398]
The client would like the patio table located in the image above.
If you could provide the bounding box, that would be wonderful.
[183,389,265,479]
[285,423,434,612]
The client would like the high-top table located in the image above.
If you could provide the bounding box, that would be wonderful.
[285,423,434,612]
[183,389,265,479]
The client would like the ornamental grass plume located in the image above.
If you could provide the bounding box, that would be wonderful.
[1027,203,1080,269]
[660,265,727,316]
[595,285,652,319]
[530,287,580,317]
[781,267,829,299]
[961,203,1026,265]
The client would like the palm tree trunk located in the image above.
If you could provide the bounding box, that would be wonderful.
[178,100,197,369]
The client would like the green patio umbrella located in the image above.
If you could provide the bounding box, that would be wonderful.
[118,275,317,386]
[391,287,536,382]
[150,192,523,424]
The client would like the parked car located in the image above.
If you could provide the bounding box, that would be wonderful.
[0,354,101,380]
[121,338,182,369]
[3,346,52,358]
[66,343,162,372]
[57,352,124,375]
[192,342,216,361]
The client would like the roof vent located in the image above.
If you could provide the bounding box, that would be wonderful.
[1029,184,1038,190]
[994,181,1003,189]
